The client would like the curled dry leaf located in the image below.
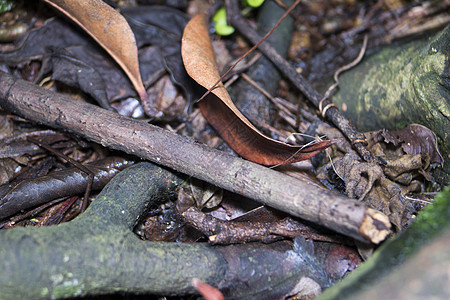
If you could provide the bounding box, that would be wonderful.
[181,15,332,166]
[43,0,147,102]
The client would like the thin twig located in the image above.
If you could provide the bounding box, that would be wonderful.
[196,0,302,103]
[273,0,324,41]
[237,70,332,166]
[27,137,94,212]
[222,52,263,82]
[241,73,275,102]
[240,73,298,129]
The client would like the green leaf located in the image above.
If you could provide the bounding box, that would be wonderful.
[212,7,235,36]
[246,0,265,8]
[0,0,13,13]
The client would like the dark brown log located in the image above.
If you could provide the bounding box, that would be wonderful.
[0,71,390,243]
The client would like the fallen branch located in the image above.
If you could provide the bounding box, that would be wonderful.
[0,71,390,243]
[0,157,134,220]
[182,206,343,245]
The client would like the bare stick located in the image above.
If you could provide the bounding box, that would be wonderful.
[0,72,390,243]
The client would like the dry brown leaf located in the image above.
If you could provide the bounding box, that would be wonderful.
[43,0,147,102]
[181,14,332,166]
[380,124,443,166]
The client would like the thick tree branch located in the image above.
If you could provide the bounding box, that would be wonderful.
[0,162,332,299]
[0,71,390,243]
[0,162,223,298]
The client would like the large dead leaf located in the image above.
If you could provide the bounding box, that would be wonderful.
[379,124,443,166]
[43,0,147,101]
[181,15,332,166]
[0,18,166,108]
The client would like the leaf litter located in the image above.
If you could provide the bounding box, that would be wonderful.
[315,122,443,231]
[43,0,147,102]
[0,1,447,299]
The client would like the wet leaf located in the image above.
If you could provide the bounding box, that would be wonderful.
[181,14,332,165]
[0,18,164,108]
[380,124,443,166]
[49,46,111,109]
[122,5,189,45]
[43,0,147,102]
[122,6,203,104]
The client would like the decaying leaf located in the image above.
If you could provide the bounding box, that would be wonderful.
[330,153,414,230]
[43,0,147,102]
[0,18,166,108]
[315,123,423,230]
[181,14,332,165]
[49,46,111,109]
[378,124,443,166]
[190,177,223,209]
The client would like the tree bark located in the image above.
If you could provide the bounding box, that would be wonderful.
[0,71,390,243]
[0,162,226,298]
[357,228,450,300]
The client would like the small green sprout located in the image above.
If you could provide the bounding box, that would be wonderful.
[245,0,265,8]
[212,7,235,36]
